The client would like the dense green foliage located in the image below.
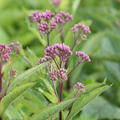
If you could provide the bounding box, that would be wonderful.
[0,0,120,120]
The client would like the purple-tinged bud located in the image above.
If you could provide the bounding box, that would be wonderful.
[0,44,11,63]
[45,44,72,62]
[76,51,91,62]
[55,11,73,24]
[10,69,17,78]
[38,22,50,34]
[2,53,10,61]
[49,68,67,81]
[41,10,55,21]
[50,19,58,29]
[71,24,91,34]
[29,11,42,23]
[49,70,56,81]
[5,46,11,53]
[39,56,52,63]
[74,82,85,95]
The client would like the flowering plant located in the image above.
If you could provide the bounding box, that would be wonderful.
[0,10,110,120]
[28,10,109,120]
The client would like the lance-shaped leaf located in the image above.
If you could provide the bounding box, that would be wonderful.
[0,82,35,116]
[85,82,106,94]
[66,85,110,120]
[32,98,76,120]
[8,64,42,92]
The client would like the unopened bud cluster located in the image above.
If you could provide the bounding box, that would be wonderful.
[74,82,85,96]
[10,69,17,78]
[71,24,91,34]
[76,51,91,62]
[49,68,67,81]
[0,44,11,64]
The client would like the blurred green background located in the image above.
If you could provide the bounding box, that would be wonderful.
[0,0,120,119]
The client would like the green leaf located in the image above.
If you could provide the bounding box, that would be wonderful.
[8,64,42,92]
[0,82,35,116]
[66,85,110,120]
[72,0,81,15]
[85,82,106,93]
[5,105,23,120]
[32,98,76,120]
[82,96,120,119]
[26,47,39,65]
[38,88,58,104]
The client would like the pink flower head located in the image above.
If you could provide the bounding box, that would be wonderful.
[10,69,17,78]
[38,22,50,34]
[49,70,56,81]
[39,56,52,63]
[0,44,11,63]
[49,68,67,81]
[71,24,91,34]
[76,51,91,62]
[2,53,10,61]
[38,18,57,34]
[50,19,58,29]
[45,44,72,62]
[29,11,42,23]
[74,82,85,93]
[41,10,55,21]
[55,11,73,24]
[52,0,61,5]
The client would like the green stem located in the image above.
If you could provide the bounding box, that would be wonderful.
[47,34,50,46]
[22,56,33,67]
[68,61,82,77]
[53,58,60,69]
[59,82,63,120]
[51,80,59,98]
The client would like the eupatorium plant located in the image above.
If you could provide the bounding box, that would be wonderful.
[28,10,110,120]
[0,10,110,120]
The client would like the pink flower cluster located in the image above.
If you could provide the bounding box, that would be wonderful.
[29,11,42,23]
[10,69,17,78]
[45,44,72,62]
[39,56,52,63]
[0,44,11,63]
[74,82,85,93]
[71,24,91,34]
[49,68,67,81]
[29,10,54,23]
[29,10,73,34]
[41,10,55,21]
[30,10,55,34]
[52,0,62,5]
[54,11,73,24]
[76,51,91,62]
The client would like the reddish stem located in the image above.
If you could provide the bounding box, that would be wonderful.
[59,82,63,120]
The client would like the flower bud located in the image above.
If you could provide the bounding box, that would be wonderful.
[10,69,17,78]
[74,82,85,96]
